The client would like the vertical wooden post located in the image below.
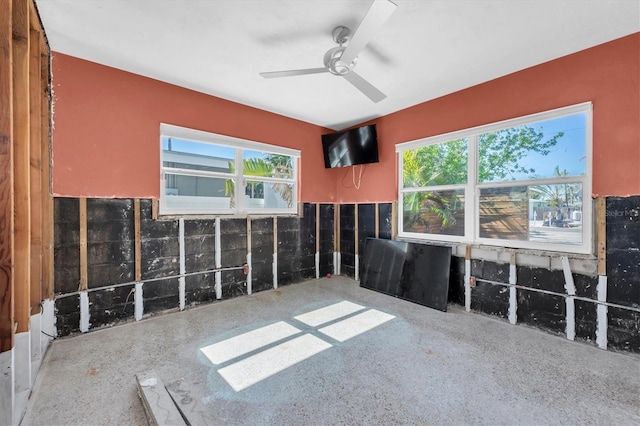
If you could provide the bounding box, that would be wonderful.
[29,26,41,316]
[0,0,15,353]
[151,198,159,220]
[40,44,52,300]
[78,197,87,291]
[12,0,31,335]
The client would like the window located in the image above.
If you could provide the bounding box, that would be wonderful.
[397,103,592,254]
[160,124,300,215]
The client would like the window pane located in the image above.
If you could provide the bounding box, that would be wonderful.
[402,139,467,188]
[244,180,294,210]
[164,174,232,210]
[479,187,529,240]
[243,150,294,179]
[480,184,583,245]
[479,112,587,183]
[162,137,234,172]
[529,183,583,245]
[402,190,465,236]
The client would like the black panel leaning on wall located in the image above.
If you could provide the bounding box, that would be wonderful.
[357,204,376,265]
[357,203,383,281]
[605,196,640,353]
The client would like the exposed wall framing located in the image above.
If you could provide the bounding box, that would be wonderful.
[0,0,52,423]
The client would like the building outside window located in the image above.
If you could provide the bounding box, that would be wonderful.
[396,103,592,254]
[160,124,300,216]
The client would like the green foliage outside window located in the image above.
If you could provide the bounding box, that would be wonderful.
[403,126,564,234]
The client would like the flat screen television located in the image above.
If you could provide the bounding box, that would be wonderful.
[322,124,379,168]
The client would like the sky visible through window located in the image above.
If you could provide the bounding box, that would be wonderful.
[494,112,586,181]
[162,111,586,179]
[162,137,268,160]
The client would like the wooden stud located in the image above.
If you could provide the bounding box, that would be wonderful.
[0,0,15,352]
[152,198,159,220]
[465,245,472,260]
[374,202,379,239]
[78,197,87,291]
[596,197,606,275]
[12,0,31,334]
[134,199,141,282]
[28,0,41,33]
[40,46,53,300]
[28,27,41,315]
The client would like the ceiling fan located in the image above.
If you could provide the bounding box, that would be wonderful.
[260,0,397,103]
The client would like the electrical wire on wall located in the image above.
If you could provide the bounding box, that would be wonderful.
[353,164,365,189]
[341,164,367,189]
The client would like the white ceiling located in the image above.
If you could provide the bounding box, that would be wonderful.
[36,0,640,131]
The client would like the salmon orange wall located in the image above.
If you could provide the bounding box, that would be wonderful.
[337,32,640,202]
[51,53,336,201]
[53,33,639,203]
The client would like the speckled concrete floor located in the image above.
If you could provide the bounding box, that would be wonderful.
[22,277,640,425]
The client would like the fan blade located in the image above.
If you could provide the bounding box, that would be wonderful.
[260,68,328,78]
[343,71,386,103]
[341,0,397,65]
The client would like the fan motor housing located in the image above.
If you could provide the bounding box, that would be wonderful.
[323,46,356,75]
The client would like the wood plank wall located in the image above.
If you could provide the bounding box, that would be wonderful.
[0,0,51,353]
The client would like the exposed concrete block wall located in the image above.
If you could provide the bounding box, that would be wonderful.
[53,198,337,336]
[605,196,640,352]
[440,197,638,353]
[339,203,395,280]
[52,197,638,354]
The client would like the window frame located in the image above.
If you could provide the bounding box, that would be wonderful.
[396,102,593,254]
[160,123,300,216]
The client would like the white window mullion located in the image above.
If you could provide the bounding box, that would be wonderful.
[293,157,299,206]
[235,148,244,213]
[397,151,404,236]
[467,134,478,242]
[162,167,235,180]
[395,103,591,254]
